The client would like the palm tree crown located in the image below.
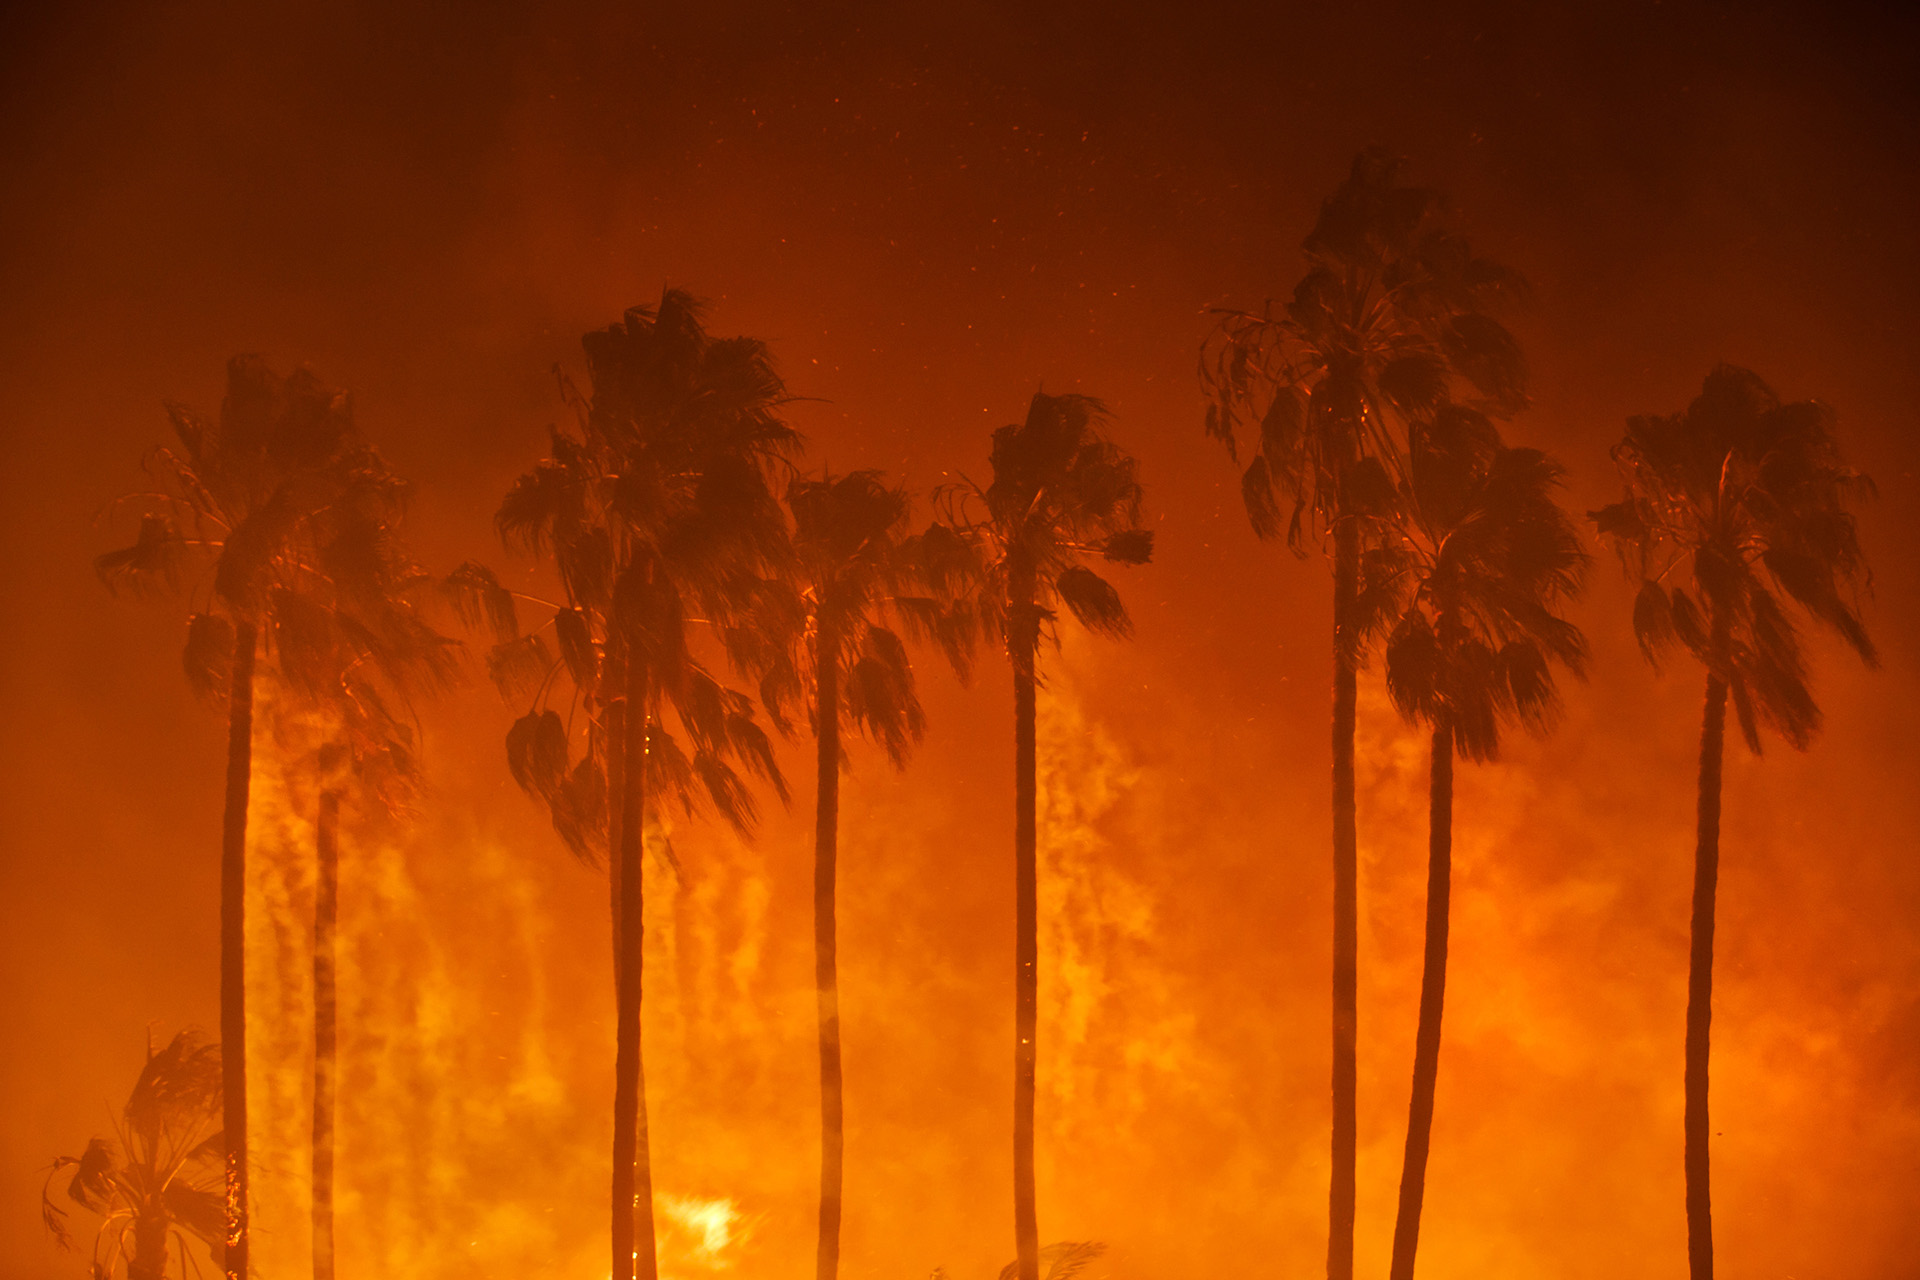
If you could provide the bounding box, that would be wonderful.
[1369,409,1590,757]
[479,288,795,853]
[1201,147,1527,553]
[1592,363,1877,747]
[44,1032,226,1280]
[98,356,458,713]
[758,470,930,761]
[957,391,1154,652]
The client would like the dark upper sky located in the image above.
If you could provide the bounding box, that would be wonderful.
[3,3,1917,1277]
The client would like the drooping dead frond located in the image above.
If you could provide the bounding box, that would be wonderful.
[181,613,236,703]
[440,561,520,641]
[505,710,570,799]
[487,633,555,701]
[95,513,186,596]
[1053,566,1131,639]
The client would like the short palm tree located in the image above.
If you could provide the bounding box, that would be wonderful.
[98,356,421,1280]
[1199,150,1525,1279]
[939,391,1152,1280]
[750,470,979,1280]
[490,289,793,1280]
[1358,408,1587,1279]
[1591,365,1876,1280]
[43,1031,226,1280]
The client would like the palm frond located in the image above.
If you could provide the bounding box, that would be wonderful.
[505,709,570,798]
[440,561,520,641]
[1053,566,1131,639]
[844,625,926,766]
[487,634,555,701]
[181,613,236,703]
[95,514,186,596]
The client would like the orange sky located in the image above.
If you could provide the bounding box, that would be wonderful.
[3,3,1917,1278]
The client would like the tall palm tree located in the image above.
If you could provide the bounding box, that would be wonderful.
[266,488,454,1280]
[939,391,1152,1280]
[750,470,978,1280]
[1590,365,1876,1280]
[1199,149,1525,1280]
[43,1031,226,1280]
[1356,408,1587,1279]
[98,356,404,1280]
[490,289,793,1280]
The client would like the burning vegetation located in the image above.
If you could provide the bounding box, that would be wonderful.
[9,6,1918,1280]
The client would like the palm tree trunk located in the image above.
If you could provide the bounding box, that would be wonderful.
[814,623,845,1280]
[312,786,342,1280]
[129,1208,171,1280]
[221,618,257,1280]
[607,693,627,995]
[1687,672,1727,1280]
[1011,579,1041,1280]
[1328,521,1359,1280]
[1388,722,1453,1280]
[612,652,657,1280]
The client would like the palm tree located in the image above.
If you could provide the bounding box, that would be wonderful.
[750,470,979,1280]
[98,356,403,1280]
[1590,365,1876,1280]
[938,391,1151,1280]
[43,1031,226,1280]
[1356,408,1587,1279]
[1199,149,1525,1280]
[490,289,794,1280]
[270,492,454,1280]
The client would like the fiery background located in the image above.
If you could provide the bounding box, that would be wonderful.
[3,2,1918,1277]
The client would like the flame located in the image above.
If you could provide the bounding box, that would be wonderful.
[658,1194,744,1272]
[204,642,1920,1280]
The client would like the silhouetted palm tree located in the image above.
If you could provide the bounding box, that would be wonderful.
[1199,150,1525,1280]
[1591,365,1876,1280]
[43,1031,225,1280]
[1356,409,1586,1279]
[749,470,979,1280]
[939,392,1151,1280]
[488,289,793,1280]
[266,495,453,1280]
[98,357,431,1280]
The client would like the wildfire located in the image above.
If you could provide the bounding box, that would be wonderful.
[658,1195,744,1272]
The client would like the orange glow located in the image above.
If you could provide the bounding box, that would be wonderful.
[6,6,1920,1280]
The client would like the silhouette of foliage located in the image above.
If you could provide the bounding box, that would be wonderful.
[1366,411,1589,759]
[44,1031,225,1280]
[1200,147,1527,555]
[1592,363,1876,750]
